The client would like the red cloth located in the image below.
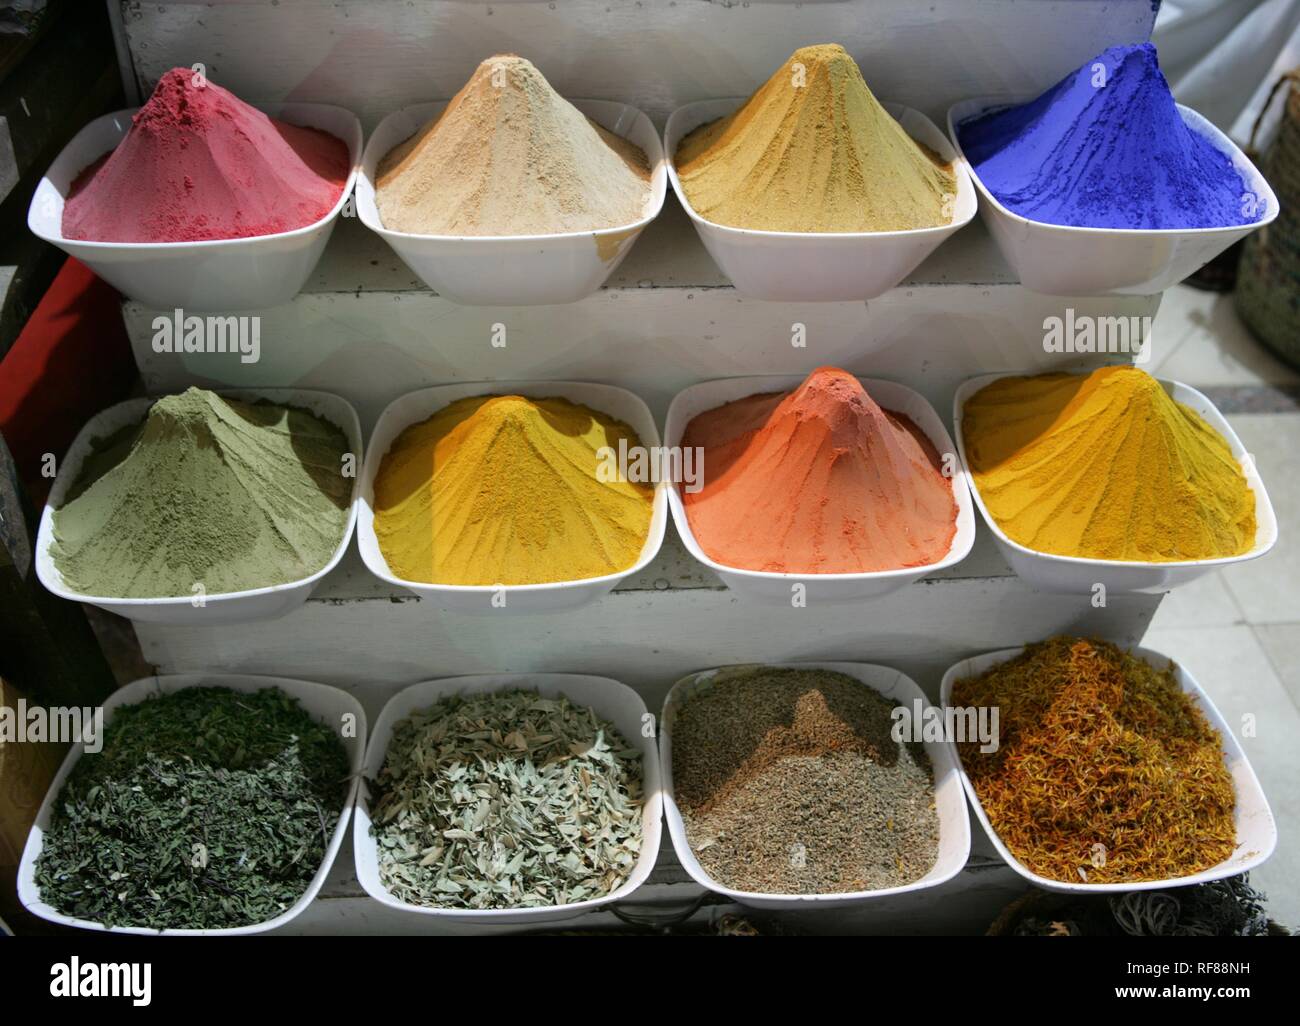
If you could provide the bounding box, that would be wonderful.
[0,258,136,505]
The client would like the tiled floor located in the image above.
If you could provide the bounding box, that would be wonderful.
[1146,286,1299,930]
[1148,285,1300,389]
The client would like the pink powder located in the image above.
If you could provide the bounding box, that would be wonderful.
[62,68,350,243]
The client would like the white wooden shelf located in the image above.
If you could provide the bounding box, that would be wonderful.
[125,196,1162,432]
[297,195,1025,297]
[281,831,1028,935]
[121,118,1166,940]
[136,524,1161,717]
[108,0,1168,934]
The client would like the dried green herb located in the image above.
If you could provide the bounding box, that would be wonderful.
[369,690,643,910]
[36,686,349,930]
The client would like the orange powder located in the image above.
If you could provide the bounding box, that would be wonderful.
[682,368,957,573]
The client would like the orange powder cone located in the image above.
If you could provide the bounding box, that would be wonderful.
[682,368,957,573]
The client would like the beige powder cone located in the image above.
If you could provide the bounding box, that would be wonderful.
[377,55,650,236]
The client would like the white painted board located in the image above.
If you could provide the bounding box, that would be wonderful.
[126,208,1162,433]
[135,533,1161,716]
[115,0,1157,127]
[278,832,1029,935]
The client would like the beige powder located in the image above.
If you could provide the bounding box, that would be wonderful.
[376,55,651,236]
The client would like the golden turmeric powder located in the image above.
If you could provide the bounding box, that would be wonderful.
[962,366,1255,561]
[372,395,654,585]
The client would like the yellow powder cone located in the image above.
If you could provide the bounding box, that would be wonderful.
[962,366,1255,562]
[373,395,654,585]
[675,43,957,232]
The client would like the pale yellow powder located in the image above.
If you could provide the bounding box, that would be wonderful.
[676,44,956,233]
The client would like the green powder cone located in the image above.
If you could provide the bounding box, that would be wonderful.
[53,387,351,598]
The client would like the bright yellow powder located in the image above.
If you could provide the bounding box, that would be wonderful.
[675,44,957,232]
[373,395,654,585]
[962,366,1255,562]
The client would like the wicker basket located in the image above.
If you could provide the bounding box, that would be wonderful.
[1236,73,1300,368]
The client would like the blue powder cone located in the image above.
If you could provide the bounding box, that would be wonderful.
[958,43,1261,230]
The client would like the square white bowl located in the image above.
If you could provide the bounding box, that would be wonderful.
[358,380,667,613]
[18,673,366,935]
[947,97,1278,296]
[37,388,362,624]
[664,374,975,603]
[354,672,662,925]
[357,99,666,305]
[660,661,971,910]
[953,371,1278,594]
[664,98,976,301]
[28,103,362,311]
[940,645,1276,894]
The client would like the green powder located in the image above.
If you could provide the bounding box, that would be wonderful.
[53,387,351,598]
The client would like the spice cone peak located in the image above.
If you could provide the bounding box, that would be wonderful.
[52,388,351,598]
[376,54,650,236]
[373,395,653,585]
[957,43,1260,229]
[963,366,1255,561]
[63,67,349,242]
[683,368,956,573]
[675,44,956,232]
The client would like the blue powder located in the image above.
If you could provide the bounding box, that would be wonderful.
[958,43,1260,230]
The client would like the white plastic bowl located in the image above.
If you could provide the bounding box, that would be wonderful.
[359,380,667,613]
[19,672,366,935]
[357,100,666,305]
[941,645,1276,894]
[664,374,975,603]
[28,103,362,311]
[661,661,970,910]
[354,672,662,925]
[664,99,976,301]
[953,372,1278,594]
[37,388,362,624]
[947,98,1278,296]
